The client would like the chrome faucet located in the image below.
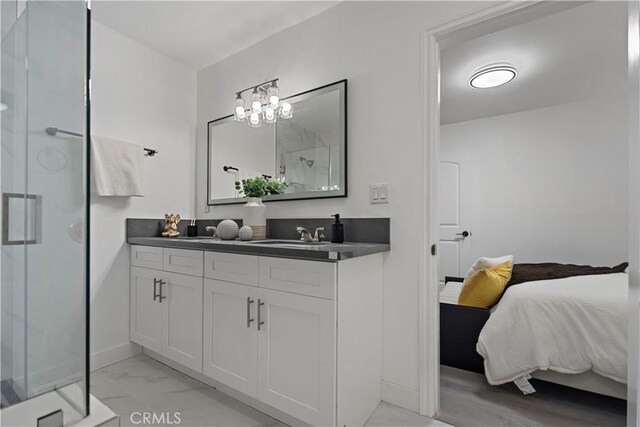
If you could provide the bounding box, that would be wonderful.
[297,226,325,242]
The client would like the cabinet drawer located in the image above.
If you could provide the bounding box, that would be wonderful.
[131,245,163,270]
[204,252,259,286]
[259,257,336,299]
[163,248,204,277]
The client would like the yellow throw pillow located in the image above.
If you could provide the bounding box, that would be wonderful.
[457,260,513,308]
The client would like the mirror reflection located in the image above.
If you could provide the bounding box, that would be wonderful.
[207,80,346,204]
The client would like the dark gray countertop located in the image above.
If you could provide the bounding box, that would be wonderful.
[127,237,390,262]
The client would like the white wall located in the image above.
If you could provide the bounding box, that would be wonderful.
[90,21,196,370]
[441,96,628,271]
[195,1,482,410]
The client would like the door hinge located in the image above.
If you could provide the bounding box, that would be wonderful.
[431,244,437,256]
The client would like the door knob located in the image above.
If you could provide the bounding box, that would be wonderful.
[456,231,470,238]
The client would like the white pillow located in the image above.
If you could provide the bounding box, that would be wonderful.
[465,255,514,279]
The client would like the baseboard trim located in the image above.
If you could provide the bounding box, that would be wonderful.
[90,342,141,372]
[381,380,420,413]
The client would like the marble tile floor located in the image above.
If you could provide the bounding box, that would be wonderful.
[91,354,450,427]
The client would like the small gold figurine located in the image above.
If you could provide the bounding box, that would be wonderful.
[162,213,181,237]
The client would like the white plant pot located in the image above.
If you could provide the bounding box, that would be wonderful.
[243,197,266,227]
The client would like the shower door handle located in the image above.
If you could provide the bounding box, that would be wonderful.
[2,193,43,245]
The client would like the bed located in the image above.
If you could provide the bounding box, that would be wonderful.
[440,270,628,399]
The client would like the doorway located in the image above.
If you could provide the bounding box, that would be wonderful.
[419,2,639,425]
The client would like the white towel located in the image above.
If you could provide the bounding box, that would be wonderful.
[91,135,144,196]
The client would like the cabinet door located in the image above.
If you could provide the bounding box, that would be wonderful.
[130,266,163,352]
[203,279,258,398]
[161,272,203,372]
[257,289,336,426]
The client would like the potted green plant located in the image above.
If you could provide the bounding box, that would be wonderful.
[235,176,287,240]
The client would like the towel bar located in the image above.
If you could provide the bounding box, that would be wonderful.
[45,127,159,157]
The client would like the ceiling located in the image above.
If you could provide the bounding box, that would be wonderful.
[92,1,339,70]
[440,1,627,125]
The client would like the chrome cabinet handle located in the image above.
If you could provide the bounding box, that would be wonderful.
[158,280,167,302]
[247,297,255,328]
[153,278,161,301]
[257,299,265,331]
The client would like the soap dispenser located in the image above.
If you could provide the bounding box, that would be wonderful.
[331,214,344,243]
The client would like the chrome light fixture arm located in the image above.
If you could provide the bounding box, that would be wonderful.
[234,78,293,126]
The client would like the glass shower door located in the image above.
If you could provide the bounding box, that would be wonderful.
[1,0,89,420]
[0,2,29,407]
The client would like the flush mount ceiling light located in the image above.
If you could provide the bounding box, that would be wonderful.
[234,79,292,127]
[469,64,517,89]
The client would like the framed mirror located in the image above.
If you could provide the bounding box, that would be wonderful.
[207,80,347,205]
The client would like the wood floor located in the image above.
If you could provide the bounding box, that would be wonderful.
[437,365,626,427]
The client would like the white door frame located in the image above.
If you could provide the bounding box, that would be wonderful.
[418,1,640,422]
[626,2,640,426]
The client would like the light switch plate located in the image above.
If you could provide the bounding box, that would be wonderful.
[379,183,388,201]
[370,183,389,204]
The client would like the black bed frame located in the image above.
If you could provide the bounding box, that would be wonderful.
[440,276,490,374]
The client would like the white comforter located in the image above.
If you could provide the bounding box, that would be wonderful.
[476,273,628,385]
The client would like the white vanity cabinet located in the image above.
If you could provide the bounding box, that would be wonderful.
[130,245,383,427]
[130,266,164,352]
[203,278,259,398]
[130,246,203,372]
[256,287,336,426]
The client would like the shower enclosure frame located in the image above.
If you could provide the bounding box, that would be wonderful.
[0,0,91,419]
[84,1,92,415]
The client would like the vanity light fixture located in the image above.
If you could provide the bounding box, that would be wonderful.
[233,79,292,126]
[469,64,517,89]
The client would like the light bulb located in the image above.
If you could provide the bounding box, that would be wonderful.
[280,102,292,119]
[265,107,276,123]
[234,94,246,122]
[269,95,279,109]
[250,112,261,128]
[267,82,280,109]
[251,89,262,113]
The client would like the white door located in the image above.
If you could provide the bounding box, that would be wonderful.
[130,266,164,353]
[438,161,472,284]
[257,289,336,426]
[203,278,258,398]
[161,272,203,372]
